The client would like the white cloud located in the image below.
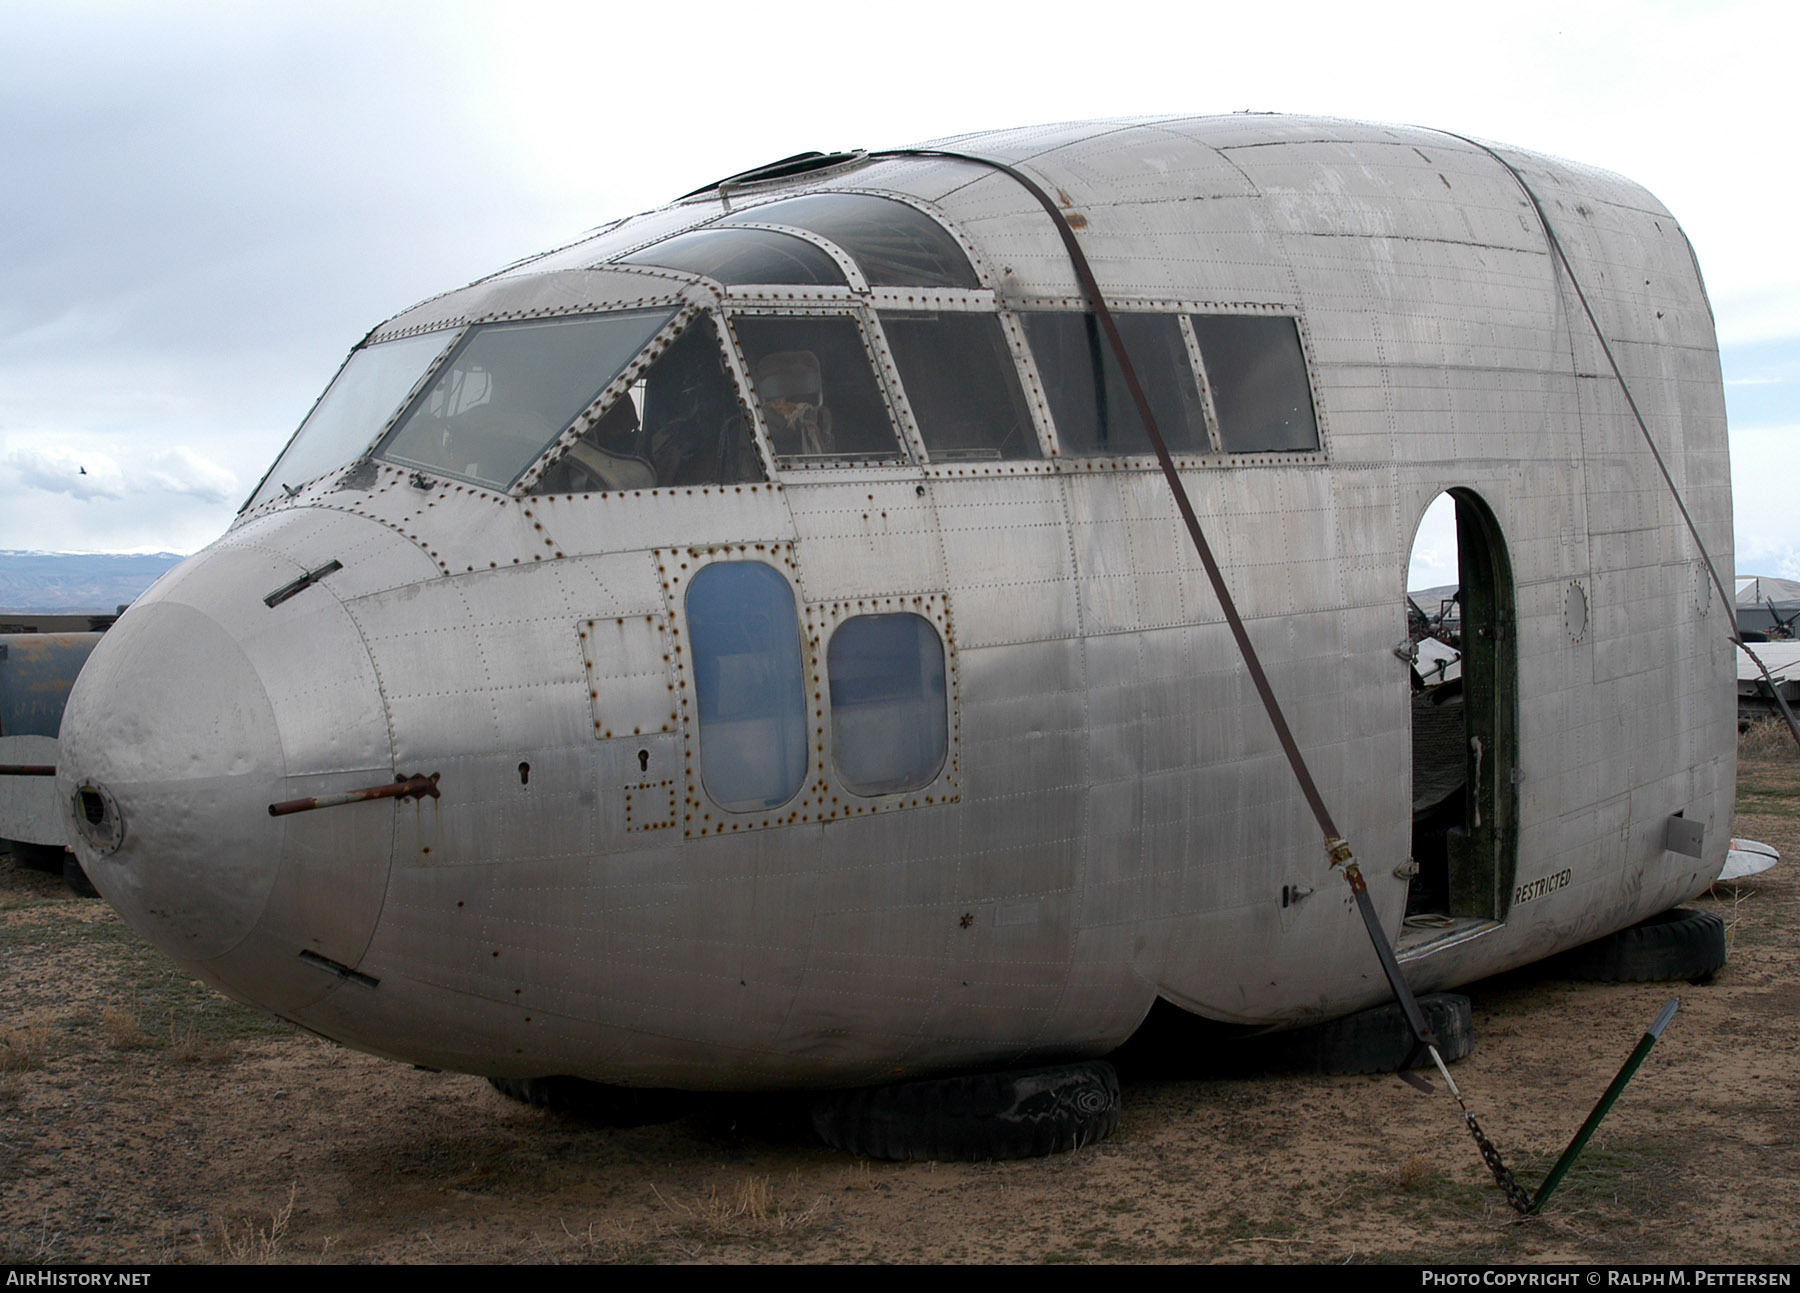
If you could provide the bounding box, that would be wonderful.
[145,446,238,503]
[1,0,1795,552]
[6,444,126,499]
[1730,425,1800,579]
[5,438,237,511]
[1408,494,1460,592]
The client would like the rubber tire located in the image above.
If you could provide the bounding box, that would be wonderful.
[1261,992,1475,1076]
[486,1075,691,1126]
[811,1060,1121,1162]
[62,852,100,898]
[1553,907,1727,983]
[3,840,66,875]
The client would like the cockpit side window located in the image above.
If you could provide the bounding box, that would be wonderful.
[1021,312,1207,456]
[717,194,980,289]
[880,312,1041,461]
[731,315,907,464]
[1188,315,1320,453]
[617,228,846,286]
[375,309,675,491]
[245,329,452,510]
[530,315,765,494]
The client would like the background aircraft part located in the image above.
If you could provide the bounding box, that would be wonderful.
[1735,640,1800,752]
[2,631,104,872]
[1260,993,1475,1077]
[810,1061,1120,1162]
[1720,838,1779,882]
[1551,908,1727,983]
[486,1076,693,1127]
[0,632,105,738]
[1528,999,1680,1216]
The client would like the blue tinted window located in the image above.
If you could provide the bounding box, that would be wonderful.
[828,614,947,795]
[686,563,808,810]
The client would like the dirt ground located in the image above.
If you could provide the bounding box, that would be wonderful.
[3,737,1797,1266]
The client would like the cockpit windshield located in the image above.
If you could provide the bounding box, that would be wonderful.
[374,308,677,491]
[244,329,452,511]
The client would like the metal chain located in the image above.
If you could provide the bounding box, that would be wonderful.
[1465,1108,1534,1215]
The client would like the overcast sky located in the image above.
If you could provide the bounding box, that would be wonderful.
[3,0,1794,583]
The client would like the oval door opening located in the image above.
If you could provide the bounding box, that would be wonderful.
[1405,489,1518,924]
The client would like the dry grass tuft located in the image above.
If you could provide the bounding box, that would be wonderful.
[102,1002,156,1051]
[707,1174,773,1226]
[1385,1155,1439,1192]
[0,1015,52,1073]
[214,1182,295,1263]
[653,1173,830,1241]
[168,1015,234,1066]
[558,1217,649,1262]
[1739,718,1798,760]
[1707,879,1756,956]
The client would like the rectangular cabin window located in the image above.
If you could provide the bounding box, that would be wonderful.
[686,562,808,811]
[1188,315,1320,453]
[731,315,907,464]
[530,315,764,493]
[828,613,948,796]
[1021,312,1207,457]
[880,313,1041,461]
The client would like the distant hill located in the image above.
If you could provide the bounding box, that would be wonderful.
[0,551,186,613]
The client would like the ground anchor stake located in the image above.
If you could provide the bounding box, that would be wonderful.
[1528,998,1680,1215]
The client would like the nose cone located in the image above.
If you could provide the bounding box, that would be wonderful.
[58,522,400,1009]
[62,600,285,958]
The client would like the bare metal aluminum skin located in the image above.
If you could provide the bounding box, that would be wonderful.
[58,116,1734,1090]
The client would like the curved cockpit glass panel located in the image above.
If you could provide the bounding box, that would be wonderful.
[719,194,979,289]
[616,228,846,286]
[245,329,452,510]
[531,314,764,494]
[880,313,1040,461]
[375,308,676,490]
[732,315,907,463]
[1021,312,1208,456]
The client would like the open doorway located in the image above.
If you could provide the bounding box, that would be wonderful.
[1405,489,1518,927]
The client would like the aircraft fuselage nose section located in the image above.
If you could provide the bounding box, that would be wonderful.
[62,598,286,959]
[58,525,398,1010]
